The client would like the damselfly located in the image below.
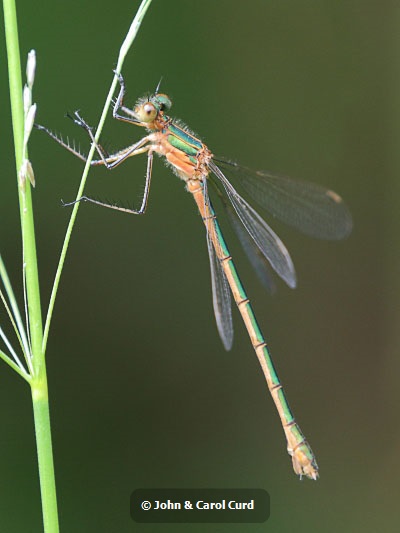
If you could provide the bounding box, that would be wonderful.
[36,73,352,479]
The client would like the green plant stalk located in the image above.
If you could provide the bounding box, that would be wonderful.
[4,0,153,529]
[31,377,58,532]
[3,0,59,531]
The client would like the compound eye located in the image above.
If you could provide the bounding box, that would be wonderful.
[136,102,157,122]
[155,94,172,111]
[144,103,155,117]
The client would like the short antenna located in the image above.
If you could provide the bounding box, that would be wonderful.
[154,76,163,94]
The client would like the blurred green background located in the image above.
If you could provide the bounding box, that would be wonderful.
[1,1,399,531]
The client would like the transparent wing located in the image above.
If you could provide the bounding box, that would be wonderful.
[214,158,353,240]
[210,161,296,289]
[225,205,276,293]
[203,181,233,351]
[213,184,276,293]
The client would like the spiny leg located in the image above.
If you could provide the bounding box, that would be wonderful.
[63,110,153,213]
[36,106,154,213]
[64,149,154,215]
[35,113,150,169]
[69,111,151,169]
[34,122,89,163]
[35,71,144,164]
[111,71,144,125]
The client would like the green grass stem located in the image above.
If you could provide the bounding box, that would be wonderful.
[2,0,153,530]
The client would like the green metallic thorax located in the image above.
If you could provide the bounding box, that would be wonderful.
[164,118,205,165]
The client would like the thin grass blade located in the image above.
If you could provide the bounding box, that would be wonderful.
[0,255,31,358]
